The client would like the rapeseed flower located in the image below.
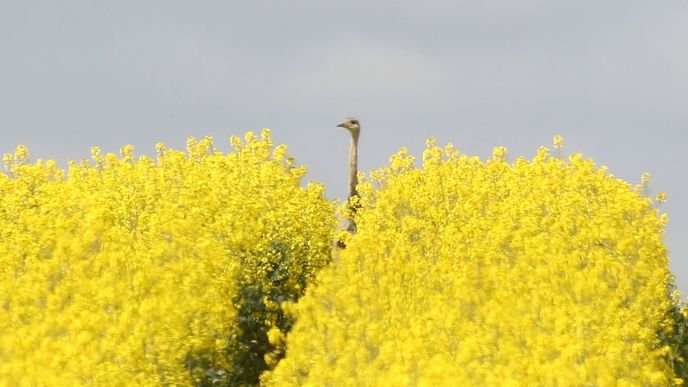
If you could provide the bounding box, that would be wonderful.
[265,140,681,386]
[0,130,334,385]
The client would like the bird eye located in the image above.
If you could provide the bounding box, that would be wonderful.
[351,120,358,125]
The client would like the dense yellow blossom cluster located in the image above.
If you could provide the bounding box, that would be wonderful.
[0,130,334,385]
[265,139,681,385]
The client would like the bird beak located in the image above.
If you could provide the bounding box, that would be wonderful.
[336,122,346,128]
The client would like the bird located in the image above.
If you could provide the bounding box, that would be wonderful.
[336,117,361,235]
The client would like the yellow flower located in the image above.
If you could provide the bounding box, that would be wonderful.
[492,146,507,160]
[155,142,165,157]
[14,144,29,161]
[265,140,678,386]
[0,132,335,385]
[641,171,651,185]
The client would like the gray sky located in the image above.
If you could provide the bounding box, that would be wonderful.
[2,1,687,292]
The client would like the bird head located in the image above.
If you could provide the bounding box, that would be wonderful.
[337,117,361,135]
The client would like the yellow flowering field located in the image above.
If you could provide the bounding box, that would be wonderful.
[265,139,685,386]
[0,131,335,385]
[1,131,685,386]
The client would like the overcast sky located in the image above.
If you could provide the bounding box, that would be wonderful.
[2,1,687,292]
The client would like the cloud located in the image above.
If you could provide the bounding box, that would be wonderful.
[279,39,447,108]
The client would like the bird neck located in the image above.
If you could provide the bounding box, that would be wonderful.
[348,131,359,200]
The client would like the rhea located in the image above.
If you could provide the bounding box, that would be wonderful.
[336,117,361,234]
